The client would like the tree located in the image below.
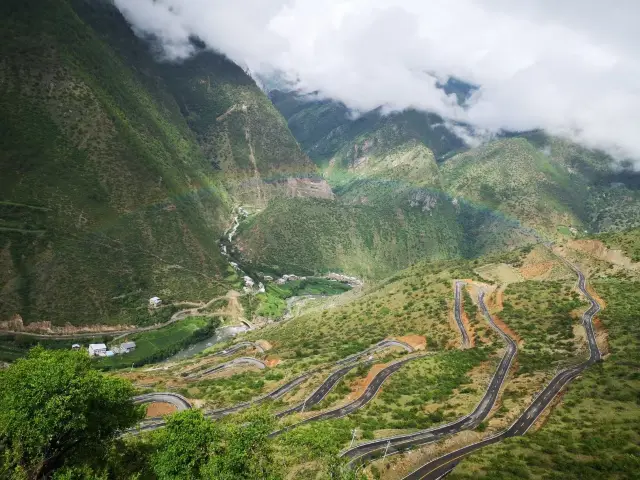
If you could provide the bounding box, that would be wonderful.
[0,347,144,479]
[150,409,218,480]
[150,408,281,480]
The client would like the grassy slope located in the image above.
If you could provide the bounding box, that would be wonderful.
[236,196,464,279]
[597,227,640,262]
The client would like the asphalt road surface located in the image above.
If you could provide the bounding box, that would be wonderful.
[453,281,470,348]
[210,341,265,357]
[402,257,601,480]
[131,392,192,411]
[271,354,429,437]
[341,291,517,465]
[129,339,411,433]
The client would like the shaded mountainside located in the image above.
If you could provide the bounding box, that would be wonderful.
[235,196,532,280]
[269,90,467,167]
[0,0,325,327]
[270,91,640,239]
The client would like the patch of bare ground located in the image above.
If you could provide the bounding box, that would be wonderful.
[145,402,177,417]
[348,363,389,401]
[474,263,523,285]
[567,239,638,270]
[519,261,555,280]
[256,339,273,351]
[397,335,427,350]
[220,290,246,322]
[265,356,281,367]
[592,317,610,355]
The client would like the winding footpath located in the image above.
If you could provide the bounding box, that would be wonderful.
[341,290,517,466]
[401,257,601,480]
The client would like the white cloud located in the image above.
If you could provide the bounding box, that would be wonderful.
[114,0,640,161]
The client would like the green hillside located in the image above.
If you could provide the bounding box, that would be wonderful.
[269,90,466,166]
[0,0,322,327]
[235,195,531,280]
[442,135,640,235]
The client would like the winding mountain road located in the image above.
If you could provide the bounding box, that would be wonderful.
[401,256,601,480]
[187,356,266,379]
[453,281,470,348]
[271,354,430,437]
[341,291,517,466]
[132,392,192,411]
[130,338,411,433]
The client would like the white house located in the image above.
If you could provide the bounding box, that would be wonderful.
[149,296,162,308]
[121,341,136,353]
[88,343,107,357]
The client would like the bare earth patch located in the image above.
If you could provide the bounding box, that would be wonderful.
[397,335,427,350]
[348,363,389,401]
[146,402,177,417]
[519,261,555,280]
[265,356,281,367]
[475,263,524,285]
[567,239,638,270]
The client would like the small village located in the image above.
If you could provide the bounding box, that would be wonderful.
[73,341,137,358]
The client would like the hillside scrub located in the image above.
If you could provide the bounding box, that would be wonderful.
[449,278,640,479]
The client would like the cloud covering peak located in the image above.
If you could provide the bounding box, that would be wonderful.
[114,0,640,161]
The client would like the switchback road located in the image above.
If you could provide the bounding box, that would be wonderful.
[401,257,601,480]
[341,291,516,465]
[453,281,470,348]
[132,392,192,411]
[271,354,429,437]
[130,338,411,433]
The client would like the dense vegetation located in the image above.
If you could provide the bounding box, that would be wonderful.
[0,348,143,479]
[500,280,586,374]
[0,0,321,328]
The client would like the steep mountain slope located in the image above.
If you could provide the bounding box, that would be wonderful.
[442,134,640,235]
[269,90,467,166]
[0,0,325,328]
[270,90,640,239]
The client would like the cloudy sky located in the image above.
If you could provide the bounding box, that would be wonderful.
[114,0,640,160]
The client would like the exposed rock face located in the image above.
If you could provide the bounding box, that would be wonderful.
[279,177,334,199]
[0,314,134,335]
[408,190,439,212]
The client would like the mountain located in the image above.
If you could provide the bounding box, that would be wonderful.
[0,0,327,328]
[235,132,532,280]
[270,91,640,235]
[442,133,640,235]
[269,90,468,167]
